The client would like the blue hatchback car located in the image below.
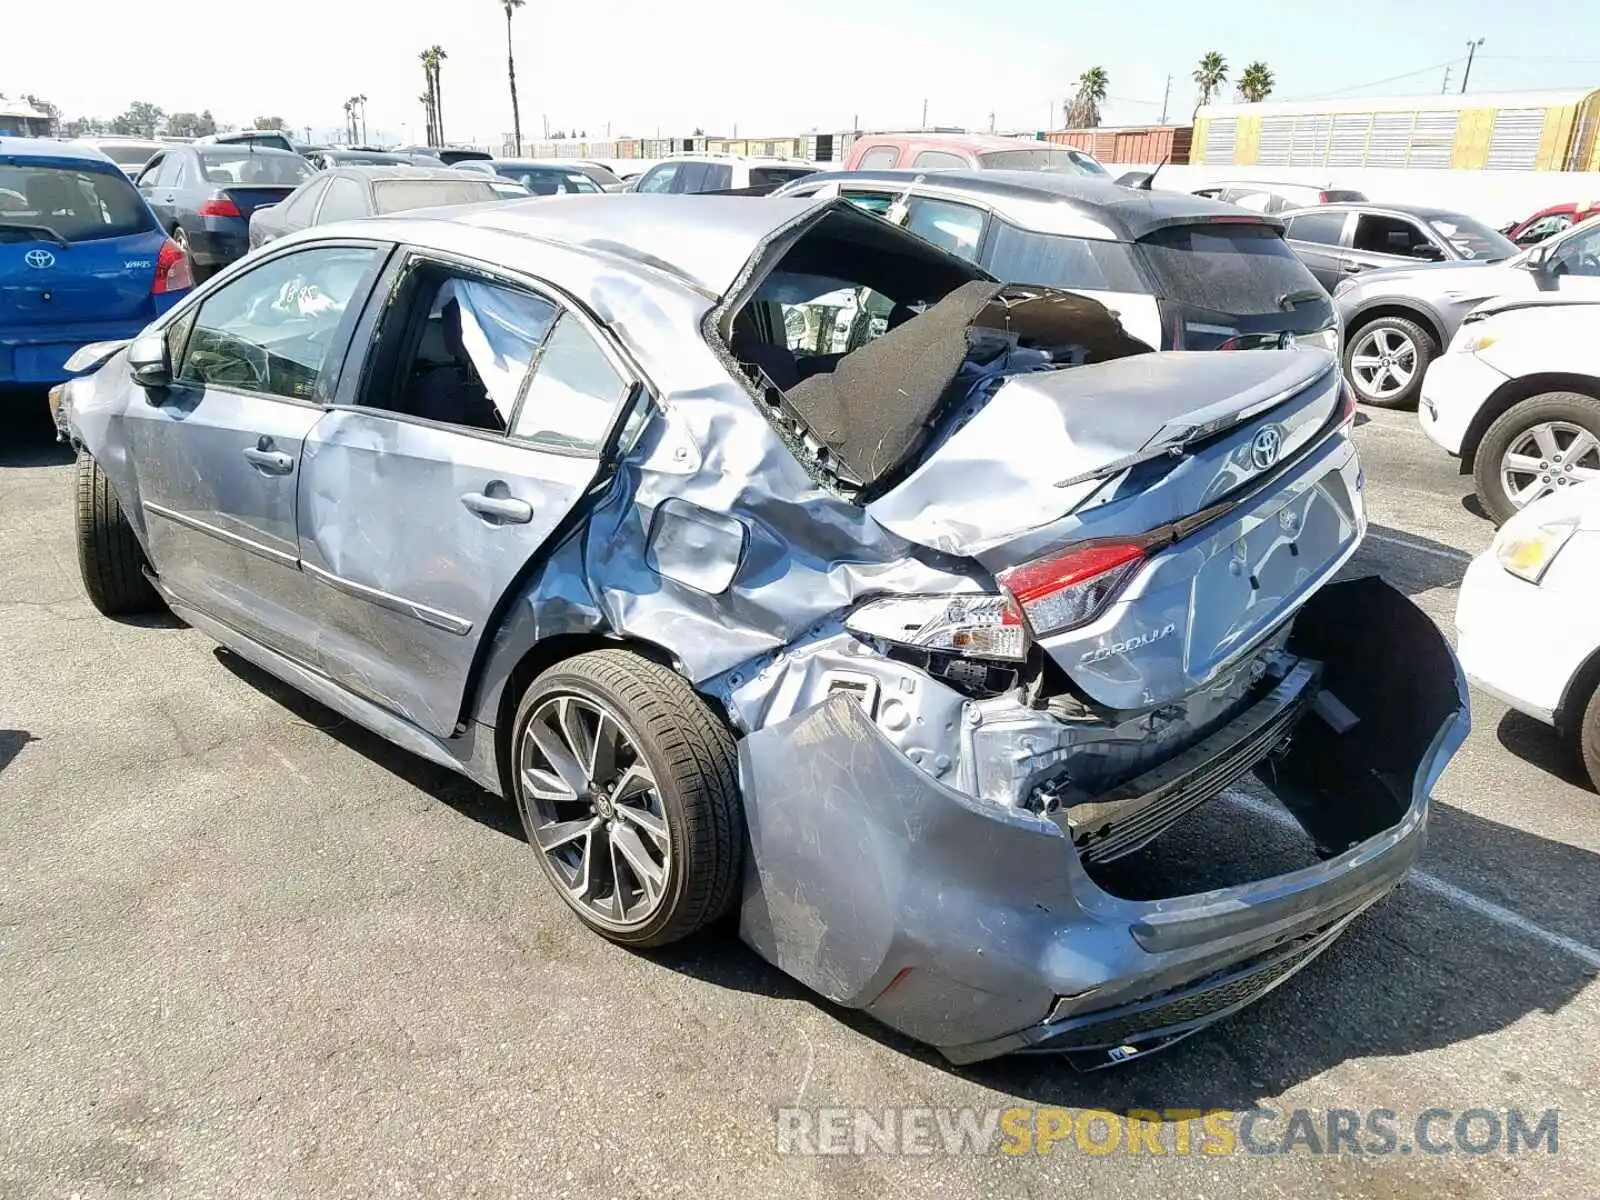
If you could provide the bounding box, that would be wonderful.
[0,138,191,387]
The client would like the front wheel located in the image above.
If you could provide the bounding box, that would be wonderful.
[74,453,163,616]
[1472,392,1600,525]
[510,650,743,948]
[1343,316,1437,410]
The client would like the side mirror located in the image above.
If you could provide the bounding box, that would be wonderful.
[1523,242,1554,272]
[1410,242,1446,262]
[126,333,172,388]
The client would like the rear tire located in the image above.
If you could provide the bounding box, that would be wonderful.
[1343,315,1436,410]
[1472,392,1600,525]
[510,649,743,949]
[74,453,163,617]
[1579,682,1600,794]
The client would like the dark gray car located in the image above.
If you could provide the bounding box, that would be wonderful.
[248,165,503,248]
[56,195,1465,1066]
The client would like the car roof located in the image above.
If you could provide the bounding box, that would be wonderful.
[855,132,1077,153]
[495,159,600,170]
[663,153,812,167]
[332,164,490,181]
[192,144,304,160]
[360,193,823,298]
[1289,201,1479,221]
[0,136,123,171]
[791,169,1281,240]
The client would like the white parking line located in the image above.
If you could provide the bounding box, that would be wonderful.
[1363,529,1475,565]
[1221,789,1600,971]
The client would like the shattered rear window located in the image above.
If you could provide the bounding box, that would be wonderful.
[1136,222,1318,315]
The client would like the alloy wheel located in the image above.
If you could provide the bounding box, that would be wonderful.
[1348,327,1417,400]
[517,694,672,931]
[1499,420,1600,510]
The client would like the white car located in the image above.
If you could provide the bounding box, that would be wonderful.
[1419,297,1600,524]
[1455,481,1600,790]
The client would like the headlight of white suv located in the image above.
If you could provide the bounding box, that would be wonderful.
[1454,328,1498,355]
[1493,514,1579,584]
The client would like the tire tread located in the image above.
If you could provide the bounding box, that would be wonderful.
[75,453,162,616]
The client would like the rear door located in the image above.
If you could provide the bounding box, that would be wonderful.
[1282,209,1352,291]
[135,152,179,228]
[296,250,638,736]
[124,241,388,658]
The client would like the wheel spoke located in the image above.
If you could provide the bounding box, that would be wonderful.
[588,711,621,788]
[611,825,666,907]
[1569,465,1600,482]
[1351,354,1382,370]
[1503,452,1544,476]
[1563,431,1600,465]
[1532,424,1563,461]
[536,815,600,852]
[615,797,669,850]
[557,698,597,785]
[521,766,576,803]
[530,715,590,796]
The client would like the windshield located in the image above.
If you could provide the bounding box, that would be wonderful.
[1427,216,1516,261]
[749,166,816,188]
[198,149,314,186]
[977,147,1107,176]
[0,164,155,242]
[498,167,600,195]
[371,179,501,212]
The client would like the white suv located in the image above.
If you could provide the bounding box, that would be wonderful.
[630,154,817,194]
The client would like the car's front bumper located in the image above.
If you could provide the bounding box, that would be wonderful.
[736,578,1469,1065]
[1419,351,1509,457]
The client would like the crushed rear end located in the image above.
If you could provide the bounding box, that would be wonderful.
[717,265,1468,1065]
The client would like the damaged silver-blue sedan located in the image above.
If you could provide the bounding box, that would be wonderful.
[60,194,1468,1066]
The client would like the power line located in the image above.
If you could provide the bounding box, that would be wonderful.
[1280,57,1465,103]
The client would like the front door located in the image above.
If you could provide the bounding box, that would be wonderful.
[123,241,387,657]
[1539,219,1600,299]
[297,254,637,737]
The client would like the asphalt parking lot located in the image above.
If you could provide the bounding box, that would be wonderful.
[1,395,1596,1199]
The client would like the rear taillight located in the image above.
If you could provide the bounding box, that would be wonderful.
[153,237,193,295]
[1336,379,1358,431]
[998,541,1147,637]
[1318,190,1331,203]
[198,193,241,217]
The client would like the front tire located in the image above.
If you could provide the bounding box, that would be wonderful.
[1472,392,1600,525]
[510,650,743,948]
[74,453,163,616]
[1344,316,1436,410]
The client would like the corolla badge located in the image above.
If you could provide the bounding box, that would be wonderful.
[1250,426,1283,471]
[1079,623,1178,666]
[24,249,56,269]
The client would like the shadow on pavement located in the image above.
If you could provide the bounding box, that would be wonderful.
[212,647,528,843]
[1346,522,1473,597]
[1496,708,1594,794]
[0,392,73,468]
[0,730,38,774]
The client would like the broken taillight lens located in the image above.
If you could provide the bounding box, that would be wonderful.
[997,541,1147,636]
[845,594,1028,662]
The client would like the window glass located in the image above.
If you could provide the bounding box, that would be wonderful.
[976,147,1105,176]
[500,168,599,196]
[1549,220,1600,276]
[747,166,809,187]
[1137,223,1320,316]
[1352,214,1431,257]
[511,314,631,451]
[177,246,379,400]
[1285,210,1346,246]
[703,163,734,190]
[983,220,1145,291]
[0,164,155,242]
[1425,216,1515,261]
[316,176,370,224]
[856,147,899,169]
[635,163,678,193]
[95,143,159,168]
[841,189,894,216]
[134,156,165,188]
[905,196,985,261]
[195,149,313,187]
[280,176,330,224]
[913,150,968,169]
[1516,214,1571,244]
[372,178,500,212]
[673,162,710,193]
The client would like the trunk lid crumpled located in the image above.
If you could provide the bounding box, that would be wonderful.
[868,348,1359,710]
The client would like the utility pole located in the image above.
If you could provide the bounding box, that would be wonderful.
[1159,74,1172,125]
[921,98,928,129]
[1441,64,1452,93]
[1461,38,1484,94]
[989,109,996,133]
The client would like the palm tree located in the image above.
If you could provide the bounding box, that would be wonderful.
[503,0,525,155]
[1237,62,1275,103]
[430,44,448,144]
[357,93,368,144]
[1065,66,1109,128]
[1193,51,1229,114]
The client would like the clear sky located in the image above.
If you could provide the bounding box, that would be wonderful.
[6,0,1600,146]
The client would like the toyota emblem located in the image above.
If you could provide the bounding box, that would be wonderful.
[1250,426,1283,471]
[24,249,56,269]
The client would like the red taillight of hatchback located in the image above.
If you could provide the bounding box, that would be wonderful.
[998,540,1148,636]
[152,237,194,294]
[197,193,241,218]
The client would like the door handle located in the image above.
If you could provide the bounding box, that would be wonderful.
[461,489,533,524]
[243,446,294,474]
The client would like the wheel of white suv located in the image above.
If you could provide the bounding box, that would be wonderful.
[509,650,743,948]
[74,453,164,617]
[1472,391,1600,525]
[1343,315,1437,410]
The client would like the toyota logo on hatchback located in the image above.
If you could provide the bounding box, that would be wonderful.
[1250,426,1283,471]
[24,249,56,269]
